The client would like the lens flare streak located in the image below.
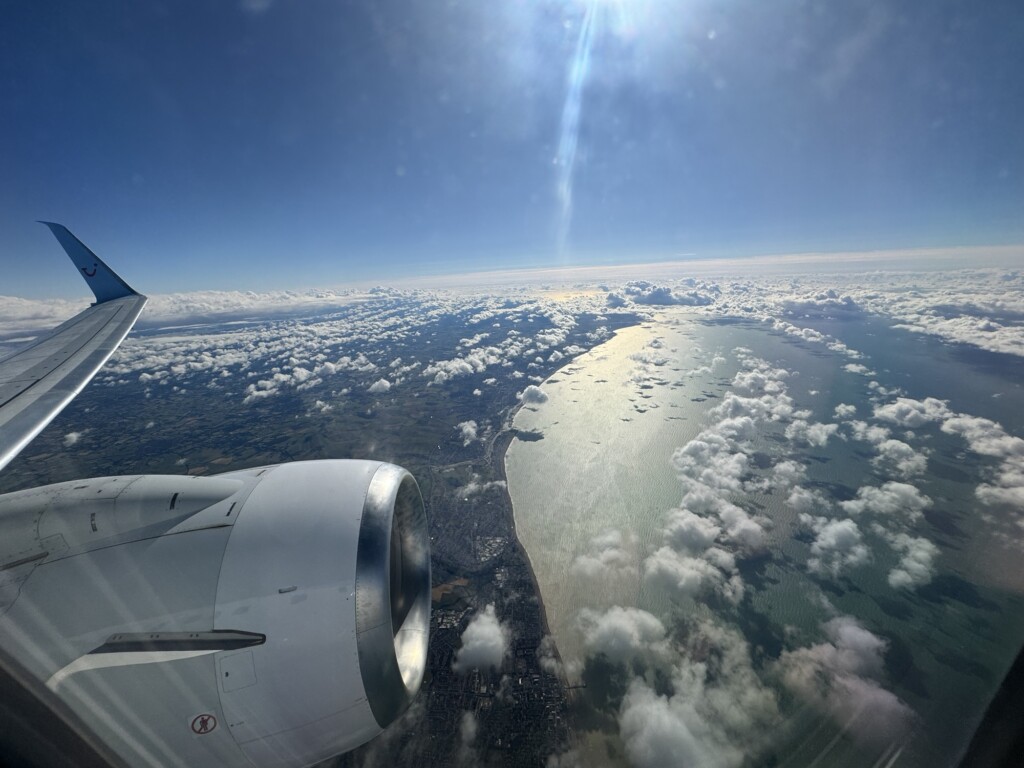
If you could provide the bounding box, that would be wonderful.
[555,3,599,253]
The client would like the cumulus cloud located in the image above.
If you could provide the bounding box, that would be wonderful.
[874,397,951,428]
[799,515,870,577]
[457,475,507,499]
[456,711,478,766]
[840,482,930,522]
[453,604,510,672]
[617,280,717,307]
[786,486,831,515]
[872,439,928,478]
[538,635,563,677]
[785,420,839,447]
[518,385,549,404]
[617,620,779,768]
[777,616,913,746]
[886,533,939,589]
[578,606,669,664]
[847,420,891,444]
[833,403,857,419]
[367,378,391,393]
[769,459,806,490]
[975,456,1024,508]
[844,363,876,376]
[662,509,721,552]
[571,530,638,580]
[941,414,1024,458]
[644,545,744,604]
[62,431,83,448]
[456,420,479,446]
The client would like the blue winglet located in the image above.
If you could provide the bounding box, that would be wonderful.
[39,222,140,304]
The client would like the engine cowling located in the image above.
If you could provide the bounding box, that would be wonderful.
[0,460,430,768]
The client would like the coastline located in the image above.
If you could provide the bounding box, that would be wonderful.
[493,324,639,686]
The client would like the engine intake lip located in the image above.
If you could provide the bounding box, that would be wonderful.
[354,463,430,728]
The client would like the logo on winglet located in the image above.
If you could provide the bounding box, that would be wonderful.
[82,264,98,278]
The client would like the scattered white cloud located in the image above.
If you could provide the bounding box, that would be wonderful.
[456,420,479,446]
[799,515,870,577]
[518,385,549,404]
[840,482,931,522]
[833,403,857,419]
[874,397,951,428]
[777,616,913,747]
[785,420,839,447]
[618,620,779,768]
[457,475,507,499]
[843,363,876,376]
[453,604,509,672]
[368,378,392,393]
[872,439,928,478]
[578,606,669,664]
[885,533,939,589]
[571,530,637,580]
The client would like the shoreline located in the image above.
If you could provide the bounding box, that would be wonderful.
[492,324,640,686]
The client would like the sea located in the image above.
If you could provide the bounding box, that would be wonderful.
[506,308,1024,767]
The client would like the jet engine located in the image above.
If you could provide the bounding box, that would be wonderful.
[0,460,430,768]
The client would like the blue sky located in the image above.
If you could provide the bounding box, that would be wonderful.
[2,0,1023,298]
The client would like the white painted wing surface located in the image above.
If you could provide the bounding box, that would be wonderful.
[0,224,146,471]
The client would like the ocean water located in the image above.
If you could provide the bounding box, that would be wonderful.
[506,308,1024,766]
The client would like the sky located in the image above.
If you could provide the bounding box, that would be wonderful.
[2,0,1023,298]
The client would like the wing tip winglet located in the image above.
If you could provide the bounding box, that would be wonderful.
[39,222,142,303]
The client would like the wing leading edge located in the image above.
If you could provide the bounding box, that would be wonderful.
[0,225,147,472]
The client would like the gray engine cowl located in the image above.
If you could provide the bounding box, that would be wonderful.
[212,460,431,766]
[0,459,430,768]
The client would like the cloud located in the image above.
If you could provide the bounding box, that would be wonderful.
[833,403,857,419]
[456,420,479,446]
[662,509,721,552]
[578,606,669,664]
[844,363,876,376]
[62,431,83,448]
[456,711,478,766]
[606,292,629,308]
[799,515,870,577]
[873,397,951,428]
[886,533,939,589]
[518,385,549,404]
[776,616,913,747]
[571,530,638,580]
[769,459,806,490]
[453,604,510,672]
[367,378,392,393]
[839,482,930,522]
[457,475,507,499]
[617,620,779,768]
[786,486,830,515]
[872,439,928,478]
[538,635,563,677]
[941,414,1024,458]
[618,280,717,307]
[975,456,1024,508]
[847,420,891,444]
[644,545,744,604]
[732,367,789,395]
[785,420,839,447]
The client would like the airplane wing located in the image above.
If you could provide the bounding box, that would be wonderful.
[0,224,147,472]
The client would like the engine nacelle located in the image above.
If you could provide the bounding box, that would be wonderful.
[0,460,430,768]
